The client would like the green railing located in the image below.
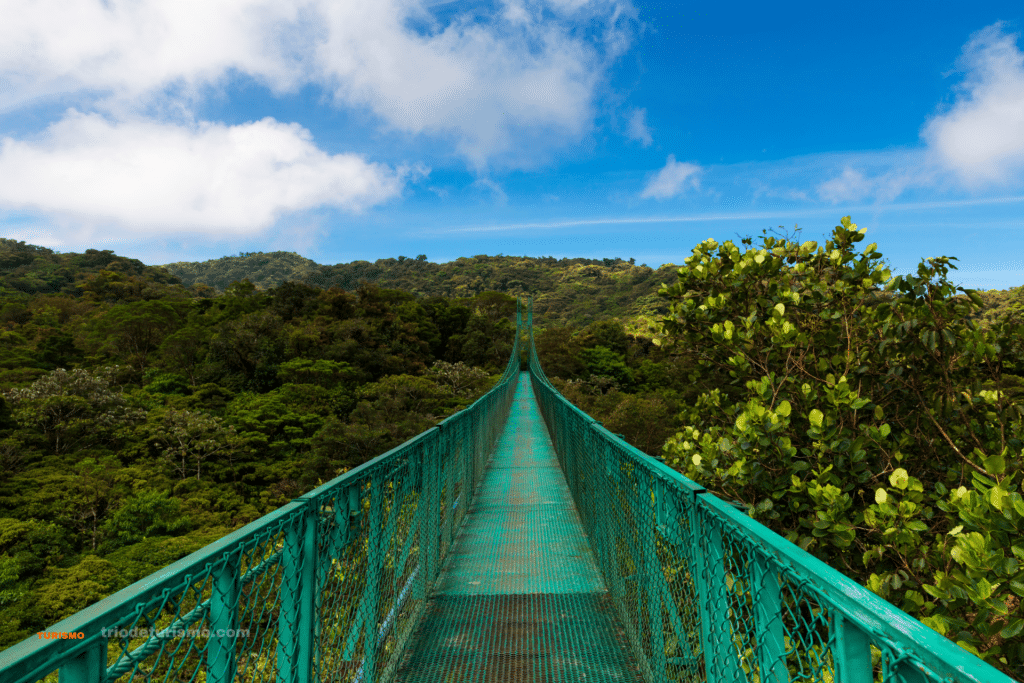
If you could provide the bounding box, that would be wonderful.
[524,299,1015,683]
[2,297,1018,683]
[0,304,523,683]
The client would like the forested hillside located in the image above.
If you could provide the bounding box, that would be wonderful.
[160,251,676,326]
[0,237,519,648]
[4,227,1024,675]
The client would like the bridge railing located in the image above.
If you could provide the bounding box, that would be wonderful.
[0,304,524,683]
[525,300,1015,683]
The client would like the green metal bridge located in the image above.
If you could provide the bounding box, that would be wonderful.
[0,301,1015,683]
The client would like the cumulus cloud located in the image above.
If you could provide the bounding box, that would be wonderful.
[919,21,1024,189]
[0,0,309,110]
[812,22,1024,206]
[0,111,422,235]
[627,108,652,147]
[314,0,635,172]
[0,0,637,172]
[641,155,702,199]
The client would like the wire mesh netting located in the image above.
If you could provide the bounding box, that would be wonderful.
[394,373,644,682]
[2,298,1015,683]
[524,298,1014,683]
[1,304,523,683]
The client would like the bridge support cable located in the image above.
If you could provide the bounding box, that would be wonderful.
[523,297,1015,683]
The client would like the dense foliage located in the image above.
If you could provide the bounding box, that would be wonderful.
[0,241,516,648]
[655,218,1024,676]
[5,230,1024,676]
[160,251,675,326]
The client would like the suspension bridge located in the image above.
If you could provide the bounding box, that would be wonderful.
[0,301,1014,683]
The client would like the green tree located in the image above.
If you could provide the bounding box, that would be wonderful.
[3,367,144,455]
[276,358,357,389]
[100,489,190,550]
[658,216,1024,673]
[208,310,286,391]
[94,299,184,375]
[580,345,634,389]
[159,324,211,387]
[155,408,243,482]
[426,360,492,397]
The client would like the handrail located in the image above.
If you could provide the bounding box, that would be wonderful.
[525,297,1015,683]
[0,301,524,683]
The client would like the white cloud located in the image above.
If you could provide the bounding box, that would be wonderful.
[0,0,309,111]
[811,22,1024,206]
[0,0,637,172]
[627,108,652,147]
[315,0,636,172]
[920,21,1024,189]
[470,178,509,205]
[0,111,423,236]
[640,155,702,199]
[815,167,876,204]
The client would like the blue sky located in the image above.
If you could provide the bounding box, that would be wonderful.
[1,1,1023,290]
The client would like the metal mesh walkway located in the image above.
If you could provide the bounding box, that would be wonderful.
[5,303,1013,683]
[395,373,645,682]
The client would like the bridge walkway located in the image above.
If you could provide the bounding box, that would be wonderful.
[395,373,644,682]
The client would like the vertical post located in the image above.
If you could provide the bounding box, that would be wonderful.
[688,499,743,683]
[424,437,440,596]
[414,438,429,602]
[834,613,873,683]
[300,500,318,682]
[640,471,667,680]
[278,504,315,683]
[753,552,788,683]
[208,550,240,683]
[362,477,384,683]
[601,440,615,585]
[59,639,106,683]
[461,420,472,530]
[441,430,453,559]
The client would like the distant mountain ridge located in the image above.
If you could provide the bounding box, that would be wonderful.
[159,251,321,293]
[2,239,1021,330]
[159,252,680,325]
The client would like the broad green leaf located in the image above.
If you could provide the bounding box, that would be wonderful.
[874,405,884,420]
[880,423,891,438]
[948,525,963,536]
[875,488,888,504]
[989,486,1007,512]
[774,302,785,316]
[890,468,909,490]
[1000,618,1024,640]
[776,400,791,417]
[983,453,1006,475]
[921,615,948,635]
[809,409,823,428]
[735,413,748,431]
[1013,494,1024,517]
